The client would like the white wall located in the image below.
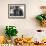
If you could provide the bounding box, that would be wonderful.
[0,0,46,39]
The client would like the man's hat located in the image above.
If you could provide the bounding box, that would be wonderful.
[40,6,46,9]
[15,6,19,8]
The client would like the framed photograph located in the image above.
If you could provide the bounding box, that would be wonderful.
[8,4,26,19]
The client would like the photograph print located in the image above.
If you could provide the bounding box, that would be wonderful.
[8,4,26,19]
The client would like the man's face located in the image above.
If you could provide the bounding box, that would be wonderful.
[41,8,46,14]
[16,6,19,9]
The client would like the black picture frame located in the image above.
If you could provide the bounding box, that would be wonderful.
[8,4,26,19]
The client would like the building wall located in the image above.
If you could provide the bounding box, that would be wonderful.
[0,0,46,39]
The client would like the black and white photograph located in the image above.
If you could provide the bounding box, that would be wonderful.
[8,4,26,19]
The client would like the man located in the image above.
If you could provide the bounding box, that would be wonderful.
[36,6,46,27]
[13,6,23,16]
